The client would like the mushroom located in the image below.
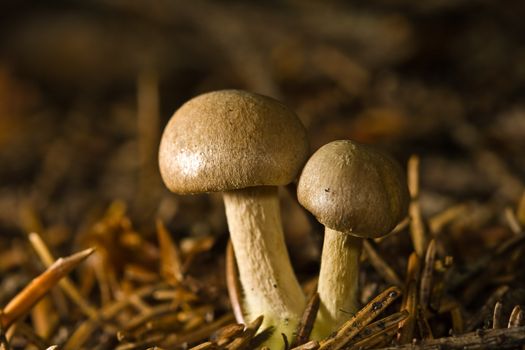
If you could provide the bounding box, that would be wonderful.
[296,140,409,339]
[159,90,308,347]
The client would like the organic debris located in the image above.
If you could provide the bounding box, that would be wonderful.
[1,0,525,349]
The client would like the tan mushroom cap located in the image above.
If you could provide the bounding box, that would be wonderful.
[297,140,409,238]
[159,90,309,194]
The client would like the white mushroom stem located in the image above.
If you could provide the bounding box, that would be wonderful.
[312,228,363,340]
[223,186,306,347]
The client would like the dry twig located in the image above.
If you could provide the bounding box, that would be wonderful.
[363,240,403,287]
[507,305,523,328]
[408,155,427,257]
[492,301,503,329]
[0,248,94,329]
[375,325,525,349]
[156,219,184,285]
[465,285,510,331]
[292,291,320,347]
[398,252,420,344]
[319,286,402,350]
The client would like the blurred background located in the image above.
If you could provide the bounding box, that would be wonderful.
[1,0,525,285]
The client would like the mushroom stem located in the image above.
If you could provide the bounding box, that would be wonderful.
[312,228,362,340]
[223,186,306,347]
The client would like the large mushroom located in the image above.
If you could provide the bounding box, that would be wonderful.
[297,140,409,339]
[159,90,308,347]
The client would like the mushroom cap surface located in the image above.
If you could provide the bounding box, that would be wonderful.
[297,140,408,238]
[159,90,309,194]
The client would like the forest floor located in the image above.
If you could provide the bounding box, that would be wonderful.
[1,1,525,349]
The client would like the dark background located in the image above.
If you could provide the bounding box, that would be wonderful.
[1,0,524,293]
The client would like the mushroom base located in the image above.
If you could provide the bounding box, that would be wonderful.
[223,186,305,348]
[312,228,362,340]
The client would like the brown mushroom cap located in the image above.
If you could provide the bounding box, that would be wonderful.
[159,90,309,194]
[297,140,409,238]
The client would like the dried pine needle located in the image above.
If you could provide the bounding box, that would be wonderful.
[492,301,503,330]
[508,305,523,328]
[319,286,402,350]
[419,239,436,312]
[212,323,245,346]
[374,325,525,350]
[28,232,100,321]
[291,340,320,350]
[465,285,510,332]
[225,315,264,350]
[156,219,184,285]
[408,155,427,257]
[428,203,467,235]
[189,341,219,350]
[450,306,464,335]
[517,191,525,226]
[363,240,403,287]
[1,248,94,329]
[345,310,408,349]
[292,291,320,347]
[504,207,522,235]
[398,252,420,344]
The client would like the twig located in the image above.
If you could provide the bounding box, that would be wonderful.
[63,284,164,350]
[450,306,464,335]
[416,307,433,340]
[398,252,420,344]
[408,155,427,257]
[508,305,523,328]
[374,325,525,349]
[122,303,177,333]
[492,301,503,329]
[115,334,165,350]
[348,323,398,350]
[428,254,453,313]
[291,340,320,350]
[419,240,436,312]
[465,285,510,331]
[28,233,100,321]
[292,291,320,347]
[31,295,57,340]
[354,325,398,349]
[156,219,184,285]
[189,341,219,350]
[518,190,525,225]
[163,313,235,347]
[213,323,244,346]
[344,311,408,349]
[363,240,403,287]
[319,286,402,350]
[7,322,48,350]
[0,248,94,329]
[428,204,467,235]
[449,231,525,290]
[0,320,10,350]
[504,207,522,235]
[225,315,264,350]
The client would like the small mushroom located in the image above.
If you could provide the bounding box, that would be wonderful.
[159,90,309,347]
[297,140,409,339]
